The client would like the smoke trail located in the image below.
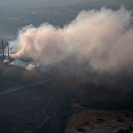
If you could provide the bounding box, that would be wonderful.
[8,7,133,73]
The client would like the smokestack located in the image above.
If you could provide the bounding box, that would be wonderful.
[7,41,9,58]
[2,40,4,57]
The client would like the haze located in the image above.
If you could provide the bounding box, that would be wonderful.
[0,0,133,133]
[0,0,133,39]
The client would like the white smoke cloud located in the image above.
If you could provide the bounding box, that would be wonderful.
[26,63,38,71]
[8,7,133,73]
[9,59,29,67]
[3,58,9,64]
[9,58,38,71]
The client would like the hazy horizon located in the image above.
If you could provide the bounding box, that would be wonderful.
[0,0,133,39]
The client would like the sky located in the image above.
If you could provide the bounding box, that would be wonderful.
[0,0,133,8]
[0,0,89,7]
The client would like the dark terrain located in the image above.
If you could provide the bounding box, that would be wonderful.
[0,57,76,133]
[0,56,133,133]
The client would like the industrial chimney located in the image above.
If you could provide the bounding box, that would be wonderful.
[2,40,4,56]
[7,41,9,58]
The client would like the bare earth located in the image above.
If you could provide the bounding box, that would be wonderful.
[65,103,133,133]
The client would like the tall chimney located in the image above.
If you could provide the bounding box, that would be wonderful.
[2,40,4,56]
[7,41,9,58]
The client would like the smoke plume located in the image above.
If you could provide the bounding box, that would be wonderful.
[8,8,133,73]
